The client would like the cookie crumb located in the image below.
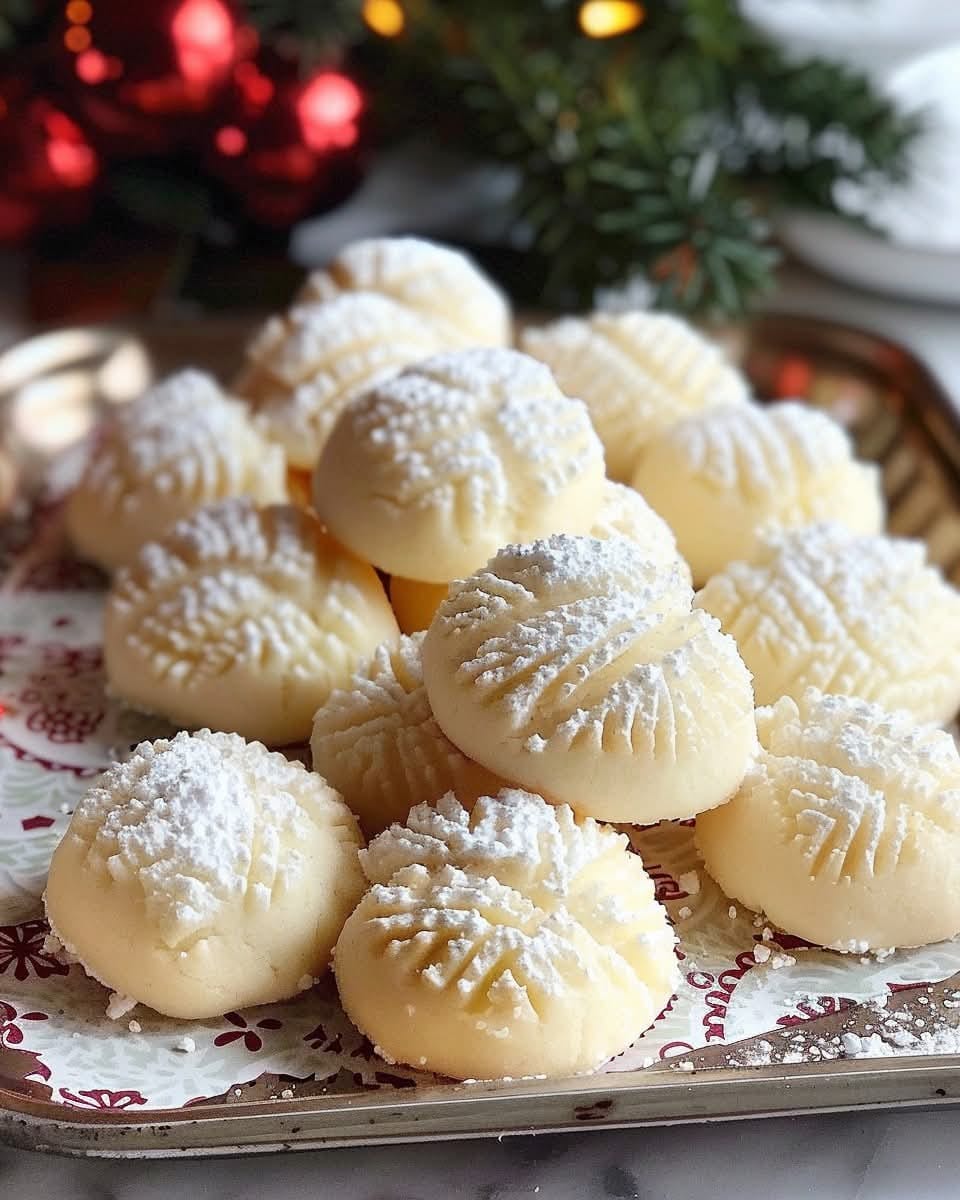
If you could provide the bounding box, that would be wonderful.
[127,1019,142,1034]
[174,1035,196,1053]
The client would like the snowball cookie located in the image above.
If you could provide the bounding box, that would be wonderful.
[390,576,450,636]
[520,311,749,482]
[696,522,960,725]
[299,236,511,349]
[313,349,606,583]
[105,499,400,745]
[389,480,689,635]
[311,633,502,836]
[45,730,365,1019]
[235,292,445,470]
[335,790,678,1079]
[421,535,757,822]
[66,369,287,571]
[696,691,960,952]
[631,401,884,585]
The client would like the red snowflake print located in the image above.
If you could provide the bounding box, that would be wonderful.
[0,919,69,981]
[0,1000,49,1048]
[214,1012,283,1052]
[21,816,55,832]
[644,862,687,903]
[19,643,105,744]
[304,1024,343,1054]
[58,1088,148,1109]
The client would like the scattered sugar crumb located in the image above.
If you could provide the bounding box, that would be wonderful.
[127,1020,142,1034]
[174,1036,196,1053]
[677,906,692,920]
[762,927,774,942]
[296,974,314,992]
[676,1060,695,1073]
[58,803,71,814]
[280,1088,294,1100]
[753,943,771,964]
[106,992,137,1020]
[678,871,700,896]
[728,906,738,920]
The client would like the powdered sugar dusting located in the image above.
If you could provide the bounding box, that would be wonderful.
[61,729,356,947]
[696,521,960,719]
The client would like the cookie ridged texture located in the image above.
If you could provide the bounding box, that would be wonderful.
[696,522,960,723]
[299,236,511,348]
[387,480,688,635]
[310,633,501,836]
[696,690,960,951]
[45,730,365,1018]
[632,401,884,584]
[520,311,749,481]
[313,349,606,582]
[66,370,288,570]
[335,790,678,1079]
[421,534,757,822]
[235,292,446,469]
[105,499,399,745]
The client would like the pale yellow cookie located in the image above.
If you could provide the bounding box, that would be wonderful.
[521,311,749,481]
[335,789,678,1079]
[632,401,884,585]
[45,730,365,1019]
[310,633,502,835]
[313,349,606,582]
[696,690,960,952]
[421,535,757,822]
[105,499,399,745]
[66,370,288,571]
[389,480,688,634]
[300,236,511,348]
[696,522,960,724]
[235,292,446,470]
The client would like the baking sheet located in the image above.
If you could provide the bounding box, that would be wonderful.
[2,312,960,1156]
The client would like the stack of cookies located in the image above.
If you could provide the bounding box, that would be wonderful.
[47,235,960,1082]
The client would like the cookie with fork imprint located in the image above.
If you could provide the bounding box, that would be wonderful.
[421,534,757,822]
[45,729,365,1019]
[631,401,883,585]
[334,789,678,1079]
[312,349,606,582]
[696,522,960,724]
[521,310,748,481]
[66,370,288,571]
[235,292,446,470]
[310,632,503,836]
[105,499,399,745]
[696,690,960,952]
[299,235,511,348]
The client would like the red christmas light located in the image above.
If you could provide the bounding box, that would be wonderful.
[171,0,236,88]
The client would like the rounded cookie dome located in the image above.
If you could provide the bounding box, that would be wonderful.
[105,499,399,745]
[696,690,960,952]
[45,730,365,1019]
[66,370,288,571]
[312,349,606,582]
[334,789,678,1079]
[632,401,884,584]
[696,522,960,724]
[300,236,511,348]
[310,632,502,836]
[235,293,445,470]
[421,534,757,822]
[520,311,749,482]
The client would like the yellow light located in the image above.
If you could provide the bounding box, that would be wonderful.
[579,1,645,38]
[66,0,93,22]
[363,0,405,37]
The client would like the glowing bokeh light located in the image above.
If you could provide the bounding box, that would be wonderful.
[363,0,405,37]
[64,24,91,52]
[578,1,645,37]
[171,0,235,87]
[297,72,362,152]
[65,0,92,22]
[215,124,247,155]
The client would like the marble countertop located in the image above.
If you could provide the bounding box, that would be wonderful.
[3,264,960,1198]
